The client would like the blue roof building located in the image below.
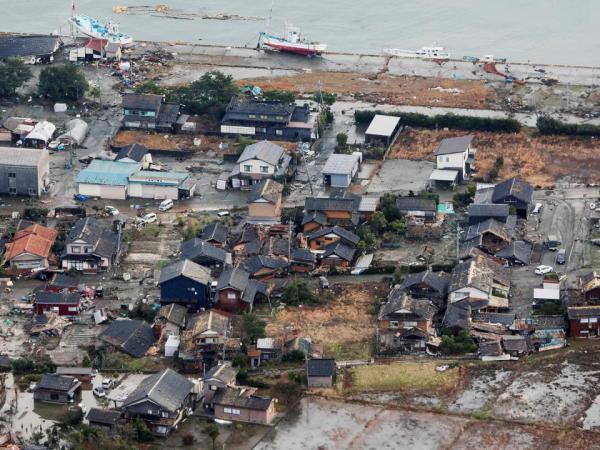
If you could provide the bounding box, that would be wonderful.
[76,160,141,200]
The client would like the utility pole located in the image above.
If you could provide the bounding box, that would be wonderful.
[456,221,461,262]
[299,142,314,196]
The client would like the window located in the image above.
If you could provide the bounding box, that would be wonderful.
[591,318,599,323]
[224,407,240,415]
[404,321,418,328]
[445,157,450,162]
[156,426,168,434]
[8,187,16,195]
[275,130,283,136]
[248,114,256,119]
[390,321,399,328]
[147,409,153,414]
[28,188,36,196]
[260,166,269,173]
[260,115,268,120]
[244,165,252,172]
[72,246,81,254]
[232,409,240,415]
[68,307,78,312]
[84,247,91,253]
[256,127,266,133]
[581,318,590,323]
[8,172,15,178]
[275,115,284,120]
[210,385,217,391]
[161,411,169,418]
[227,292,237,300]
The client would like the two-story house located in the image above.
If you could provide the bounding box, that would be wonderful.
[248,179,283,224]
[221,95,315,142]
[579,272,600,305]
[215,267,266,313]
[377,286,438,354]
[61,217,119,273]
[490,177,534,219]
[307,226,360,251]
[158,259,212,312]
[121,93,180,132]
[201,361,238,407]
[179,238,231,273]
[230,141,292,190]
[430,135,475,186]
[302,196,358,232]
[179,310,232,370]
[121,368,195,436]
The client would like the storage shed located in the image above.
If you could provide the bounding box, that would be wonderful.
[76,160,141,200]
[322,153,361,188]
[128,170,193,200]
[56,119,89,147]
[23,121,56,148]
[365,114,401,146]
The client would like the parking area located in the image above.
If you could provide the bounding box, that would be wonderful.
[367,159,434,195]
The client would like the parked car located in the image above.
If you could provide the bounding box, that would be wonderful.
[73,194,89,202]
[532,203,543,214]
[141,213,157,224]
[556,249,567,265]
[217,210,230,217]
[591,239,600,247]
[158,199,173,212]
[101,378,114,390]
[319,276,330,289]
[104,206,119,216]
[535,265,554,275]
[93,386,106,398]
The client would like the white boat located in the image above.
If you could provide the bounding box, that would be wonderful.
[69,14,133,46]
[383,46,450,59]
[259,23,327,56]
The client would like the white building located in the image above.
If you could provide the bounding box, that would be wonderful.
[322,153,361,188]
[230,141,291,190]
[430,135,475,186]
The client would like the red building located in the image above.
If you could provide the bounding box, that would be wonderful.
[35,291,81,316]
[567,306,600,338]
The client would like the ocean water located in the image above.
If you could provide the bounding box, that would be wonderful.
[2,0,599,65]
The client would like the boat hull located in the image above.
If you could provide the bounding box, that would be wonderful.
[261,36,326,56]
[69,16,133,46]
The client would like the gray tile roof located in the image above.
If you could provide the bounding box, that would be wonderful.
[35,291,80,305]
[442,299,471,330]
[243,255,288,275]
[99,319,155,358]
[203,362,238,383]
[217,267,250,292]
[301,211,327,226]
[35,373,79,392]
[214,386,274,411]
[434,135,473,155]
[306,358,336,377]
[322,153,360,175]
[465,218,512,242]
[468,203,510,218]
[122,93,162,111]
[249,179,283,204]
[307,226,360,246]
[396,197,437,212]
[180,238,229,264]
[567,306,600,320]
[320,241,356,262]
[378,287,438,321]
[65,217,118,259]
[532,315,567,330]
[201,222,228,245]
[86,408,121,425]
[122,368,194,413]
[0,35,61,58]
[472,311,515,326]
[492,177,534,204]
[304,197,356,213]
[159,259,211,285]
[495,240,532,265]
[237,141,285,167]
[291,248,316,263]
[157,303,187,328]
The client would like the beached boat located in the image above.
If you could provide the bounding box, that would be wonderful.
[69,14,133,45]
[258,24,326,56]
[383,46,450,59]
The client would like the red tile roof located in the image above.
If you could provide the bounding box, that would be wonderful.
[4,224,57,261]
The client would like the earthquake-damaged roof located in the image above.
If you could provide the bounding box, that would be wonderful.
[214,386,274,411]
[378,286,438,321]
[291,248,316,263]
[567,306,600,320]
[186,310,229,336]
[320,241,356,262]
[86,408,121,425]
[159,259,212,285]
[99,319,155,358]
[492,177,534,204]
[449,254,509,294]
[495,240,532,265]
[203,362,238,384]
[531,315,567,330]
[156,303,187,329]
[502,335,529,353]
[249,179,283,204]
[399,270,449,296]
[580,271,600,293]
[468,203,510,218]
[301,210,328,226]
[243,255,288,275]
[307,226,360,246]
[442,298,472,330]
[179,238,229,264]
[465,218,512,242]
[237,141,285,166]
[116,143,148,162]
[0,35,61,58]
[434,135,473,155]
[306,358,336,377]
[472,311,515,326]
[122,368,193,413]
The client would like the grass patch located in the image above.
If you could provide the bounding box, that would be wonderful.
[325,341,374,360]
[341,362,459,394]
[139,224,160,238]
[468,408,491,420]
[102,352,149,371]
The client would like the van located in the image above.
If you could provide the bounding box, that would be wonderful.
[158,199,173,212]
[556,249,567,265]
[547,235,560,251]
[532,203,543,214]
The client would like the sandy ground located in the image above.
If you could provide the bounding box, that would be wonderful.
[389,129,600,187]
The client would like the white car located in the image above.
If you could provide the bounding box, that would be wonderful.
[591,203,597,210]
[105,205,120,216]
[141,213,157,224]
[92,386,106,398]
[102,378,114,390]
[534,265,553,275]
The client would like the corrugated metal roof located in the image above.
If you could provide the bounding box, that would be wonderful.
[76,160,140,186]
[0,147,47,166]
[365,114,400,137]
[429,169,459,181]
[322,153,360,175]
[129,170,188,186]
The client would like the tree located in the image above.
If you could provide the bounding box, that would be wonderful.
[132,418,153,442]
[0,58,32,97]
[39,64,88,101]
[263,89,295,103]
[134,80,164,95]
[242,313,266,344]
[167,70,237,115]
[336,132,348,150]
[367,211,387,233]
[440,330,477,354]
[89,86,101,104]
[389,218,407,235]
[282,281,318,306]
[380,193,401,221]
[312,91,336,106]
[204,423,220,450]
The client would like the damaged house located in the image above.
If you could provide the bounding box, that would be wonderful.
[398,270,449,309]
[179,310,233,371]
[302,196,358,232]
[215,267,267,313]
[474,177,534,219]
[377,286,439,354]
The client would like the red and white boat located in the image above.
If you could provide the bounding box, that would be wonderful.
[258,24,327,56]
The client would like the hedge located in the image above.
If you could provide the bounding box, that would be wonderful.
[355,110,521,133]
[537,116,600,137]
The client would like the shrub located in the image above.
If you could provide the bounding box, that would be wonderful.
[182,433,195,446]
[282,350,306,363]
[242,313,266,344]
[263,89,295,103]
[537,115,600,137]
[336,132,348,150]
[282,281,319,306]
[354,110,521,133]
[440,330,478,354]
